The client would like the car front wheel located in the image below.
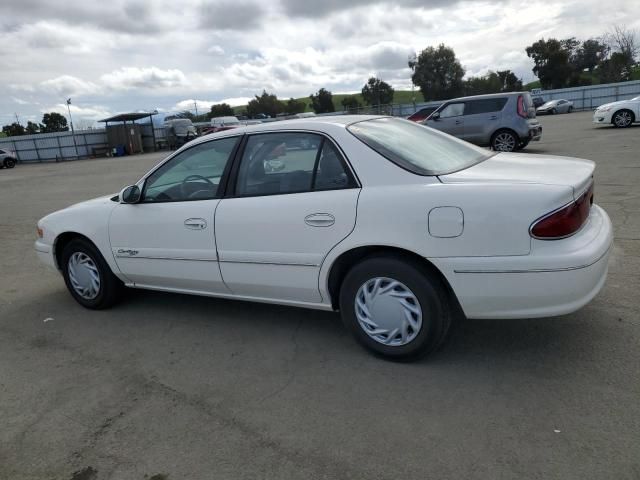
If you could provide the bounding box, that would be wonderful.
[61,238,123,309]
[3,158,16,168]
[339,255,451,361]
[613,110,634,128]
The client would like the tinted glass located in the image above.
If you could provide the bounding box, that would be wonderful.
[313,142,353,191]
[465,98,508,115]
[439,103,464,118]
[236,133,322,196]
[348,117,493,176]
[143,136,238,202]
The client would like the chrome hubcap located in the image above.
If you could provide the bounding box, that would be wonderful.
[68,252,101,299]
[615,112,631,127]
[355,277,422,346]
[494,133,516,151]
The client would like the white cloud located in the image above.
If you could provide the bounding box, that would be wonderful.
[44,103,111,121]
[206,45,225,56]
[41,75,99,96]
[100,67,189,91]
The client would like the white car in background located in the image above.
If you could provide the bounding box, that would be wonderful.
[593,96,640,127]
[35,116,612,360]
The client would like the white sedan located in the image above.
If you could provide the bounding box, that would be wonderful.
[35,116,613,360]
[593,96,640,128]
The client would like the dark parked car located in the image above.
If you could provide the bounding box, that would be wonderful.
[407,105,441,122]
[423,92,542,152]
[0,148,17,168]
[532,96,545,108]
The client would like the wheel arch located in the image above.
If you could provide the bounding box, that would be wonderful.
[53,231,101,270]
[325,245,462,314]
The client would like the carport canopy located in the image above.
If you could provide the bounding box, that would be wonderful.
[99,112,158,152]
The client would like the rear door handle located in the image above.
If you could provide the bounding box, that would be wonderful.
[455,120,462,125]
[184,218,207,230]
[489,115,498,120]
[305,213,335,227]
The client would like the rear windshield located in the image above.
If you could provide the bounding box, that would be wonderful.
[347,117,493,175]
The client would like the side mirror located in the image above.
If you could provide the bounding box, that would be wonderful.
[119,185,141,204]
[430,112,440,121]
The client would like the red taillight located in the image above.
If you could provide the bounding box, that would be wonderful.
[530,184,594,239]
[517,95,527,118]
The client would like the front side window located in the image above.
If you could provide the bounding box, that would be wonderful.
[348,117,494,176]
[235,132,354,196]
[439,103,465,118]
[142,136,239,202]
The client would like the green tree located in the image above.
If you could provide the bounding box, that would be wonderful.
[497,70,523,91]
[604,26,638,81]
[576,39,609,73]
[341,96,361,113]
[25,121,40,135]
[2,123,25,136]
[361,77,395,106]
[246,90,284,118]
[525,38,573,89]
[41,112,69,132]
[286,98,306,114]
[409,44,465,101]
[463,72,503,95]
[309,88,335,114]
[208,103,235,118]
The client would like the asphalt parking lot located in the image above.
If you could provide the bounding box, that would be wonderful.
[1,111,638,480]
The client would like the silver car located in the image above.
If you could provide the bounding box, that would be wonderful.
[0,148,17,169]
[424,92,542,152]
[536,99,573,115]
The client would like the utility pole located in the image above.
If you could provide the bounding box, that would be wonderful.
[194,101,199,118]
[14,113,20,124]
[66,98,80,160]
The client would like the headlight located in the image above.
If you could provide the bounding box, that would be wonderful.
[597,106,612,112]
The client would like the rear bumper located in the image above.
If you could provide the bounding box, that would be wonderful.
[431,205,612,319]
[528,125,542,141]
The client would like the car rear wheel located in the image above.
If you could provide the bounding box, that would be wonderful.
[491,130,518,152]
[339,255,451,361]
[613,110,634,128]
[61,238,123,309]
[3,158,16,168]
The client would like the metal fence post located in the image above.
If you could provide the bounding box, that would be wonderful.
[56,135,62,162]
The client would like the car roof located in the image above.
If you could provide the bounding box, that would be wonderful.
[190,115,387,145]
[446,92,525,102]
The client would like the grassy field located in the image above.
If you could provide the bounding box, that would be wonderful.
[233,90,426,114]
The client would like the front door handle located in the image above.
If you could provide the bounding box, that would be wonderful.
[305,213,335,227]
[455,120,462,125]
[184,218,207,230]
[489,115,498,120]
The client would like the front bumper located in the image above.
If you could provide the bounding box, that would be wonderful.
[35,240,57,270]
[593,111,612,124]
[431,205,613,319]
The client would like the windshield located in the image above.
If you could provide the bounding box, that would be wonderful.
[541,101,556,107]
[347,117,493,176]
[631,96,640,101]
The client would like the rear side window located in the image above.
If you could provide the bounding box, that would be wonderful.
[234,132,356,196]
[465,98,508,115]
[348,117,493,176]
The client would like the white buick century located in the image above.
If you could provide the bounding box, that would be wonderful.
[35,116,612,360]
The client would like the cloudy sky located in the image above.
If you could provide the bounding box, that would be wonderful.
[1,0,638,126]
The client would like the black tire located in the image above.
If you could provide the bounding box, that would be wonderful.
[516,138,530,151]
[61,238,123,309]
[3,158,16,168]
[612,109,634,128]
[551,108,557,115]
[491,129,519,152]
[339,255,451,361]
[567,106,573,113]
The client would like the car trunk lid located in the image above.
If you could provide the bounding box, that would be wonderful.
[439,152,594,200]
